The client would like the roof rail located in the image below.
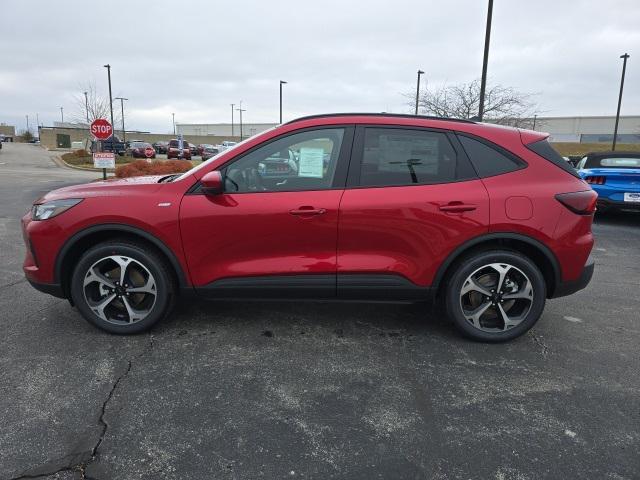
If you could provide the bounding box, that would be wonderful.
[284,112,475,125]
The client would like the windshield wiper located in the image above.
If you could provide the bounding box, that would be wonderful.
[158,174,181,183]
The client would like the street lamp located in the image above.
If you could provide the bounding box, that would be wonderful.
[60,106,64,123]
[83,91,89,123]
[230,103,235,137]
[279,80,287,123]
[103,64,115,136]
[236,101,246,141]
[115,97,128,143]
[478,0,494,121]
[415,70,424,115]
[172,113,176,135]
[613,53,630,151]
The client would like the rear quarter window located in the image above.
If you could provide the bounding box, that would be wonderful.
[526,139,581,178]
[457,134,526,178]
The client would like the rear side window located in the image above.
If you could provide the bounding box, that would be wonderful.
[458,135,525,178]
[358,128,475,187]
[526,139,581,178]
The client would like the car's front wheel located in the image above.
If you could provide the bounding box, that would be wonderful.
[445,250,546,342]
[70,240,175,334]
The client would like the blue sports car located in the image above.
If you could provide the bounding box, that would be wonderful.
[576,151,640,212]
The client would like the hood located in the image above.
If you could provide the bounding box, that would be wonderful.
[35,175,165,203]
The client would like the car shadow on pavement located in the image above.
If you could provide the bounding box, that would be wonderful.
[593,210,640,227]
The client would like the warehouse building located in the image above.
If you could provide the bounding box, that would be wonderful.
[176,122,277,137]
[535,115,640,143]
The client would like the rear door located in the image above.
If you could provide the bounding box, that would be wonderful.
[337,126,489,298]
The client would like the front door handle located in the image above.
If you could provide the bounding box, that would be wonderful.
[289,206,327,216]
[439,202,477,213]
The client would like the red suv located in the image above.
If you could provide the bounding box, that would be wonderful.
[22,114,596,341]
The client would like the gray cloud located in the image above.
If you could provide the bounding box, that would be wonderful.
[1,0,638,133]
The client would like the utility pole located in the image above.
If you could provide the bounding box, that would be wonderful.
[36,113,39,128]
[613,53,630,151]
[279,80,287,123]
[478,0,494,121]
[83,91,90,123]
[172,113,176,135]
[60,106,64,123]
[115,97,128,143]
[230,103,235,137]
[532,114,537,130]
[26,115,29,133]
[415,70,424,115]
[236,101,246,141]
[103,64,115,137]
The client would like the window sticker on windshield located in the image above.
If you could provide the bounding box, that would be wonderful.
[298,147,325,178]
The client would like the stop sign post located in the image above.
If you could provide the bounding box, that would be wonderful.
[91,119,113,179]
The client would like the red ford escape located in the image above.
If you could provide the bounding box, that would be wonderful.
[22,114,596,341]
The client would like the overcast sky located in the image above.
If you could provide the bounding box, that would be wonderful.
[1,0,638,134]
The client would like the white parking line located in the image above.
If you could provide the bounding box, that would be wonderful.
[563,316,583,323]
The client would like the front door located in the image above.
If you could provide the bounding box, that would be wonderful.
[180,126,353,298]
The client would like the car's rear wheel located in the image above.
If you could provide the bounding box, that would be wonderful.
[70,240,175,334]
[445,250,546,342]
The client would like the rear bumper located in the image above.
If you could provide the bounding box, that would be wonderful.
[27,279,65,298]
[597,198,640,211]
[552,255,594,298]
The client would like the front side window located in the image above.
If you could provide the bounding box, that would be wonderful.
[358,128,468,187]
[223,128,344,193]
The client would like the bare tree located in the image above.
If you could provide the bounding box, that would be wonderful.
[409,79,540,128]
[71,82,121,127]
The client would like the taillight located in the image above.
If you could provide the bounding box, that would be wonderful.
[585,175,606,185]
[555,190,598,215]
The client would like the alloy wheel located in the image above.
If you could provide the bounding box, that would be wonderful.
[82,255,157,325]
[459,262,534,333]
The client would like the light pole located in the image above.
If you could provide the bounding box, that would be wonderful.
[83,91,89,123]
[230,103,235,137]
[60,106,64,123]
[478,0,494,121]
[532,114,537,130]
[613,53,630,151]
[236,101,246,141]
[36,113,39,128]
[415,70,424,115]
[279,80,287,123]
[172,113,176,135]
[26,115,29,133]
[103,64,115,136]
[115,97,128,143]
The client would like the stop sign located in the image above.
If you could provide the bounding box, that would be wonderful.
[90,119,113,140]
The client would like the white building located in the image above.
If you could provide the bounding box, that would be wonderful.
[535,115,640,143]
[176,123,277,138]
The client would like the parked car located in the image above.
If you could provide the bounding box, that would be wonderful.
[166,139,191,160]
[215,140,237,152]
[91,136,126,156]
[196,144,212,156]
[576,151,640,212]
[127,141,156,159]
[201,145,219,160]
[190,144,198,156]
[22,113,596,341]
[153,141,168,154]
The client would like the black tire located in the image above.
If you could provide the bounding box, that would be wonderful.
[444,250,546,342]
[70,240,176,334]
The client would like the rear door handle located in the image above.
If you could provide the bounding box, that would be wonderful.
[438,202,477,213]
[289,207,326,216]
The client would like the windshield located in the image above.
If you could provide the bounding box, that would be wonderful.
[174,128,277,182]
[585,156,640,169]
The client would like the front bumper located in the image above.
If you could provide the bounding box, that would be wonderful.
[552,255,594,298]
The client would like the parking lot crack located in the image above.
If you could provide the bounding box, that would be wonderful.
[528,330,549,357]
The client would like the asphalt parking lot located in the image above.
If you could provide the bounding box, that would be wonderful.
[1,142,638,480]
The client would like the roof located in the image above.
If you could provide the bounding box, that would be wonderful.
[285,113,475,125]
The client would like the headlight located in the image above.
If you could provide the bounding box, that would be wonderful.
[31,198,83,220]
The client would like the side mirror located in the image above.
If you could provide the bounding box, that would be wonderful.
[201,171,224,195]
